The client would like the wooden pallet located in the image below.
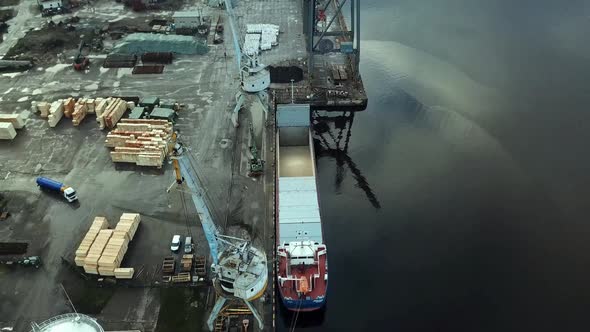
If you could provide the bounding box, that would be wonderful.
[181,254,193,272]
[162,256,175,274]
[194,256,207,277]
[171,272,191,283]
[331,64,348,82]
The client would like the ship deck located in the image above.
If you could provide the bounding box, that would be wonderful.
[278,146,314,177]
[278,247,328,306]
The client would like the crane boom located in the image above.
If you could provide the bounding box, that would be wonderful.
[170,139,268,330]
[175,146,222,265]
[224,0,241,71]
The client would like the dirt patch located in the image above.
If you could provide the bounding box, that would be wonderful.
[0,9,14,36]
[0,9,14,22]
[0,0,19,6]
[107,16,153,34]
[269,65,304,83]
[4,25,96,63]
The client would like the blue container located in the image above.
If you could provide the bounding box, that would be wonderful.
[36,177,64,192]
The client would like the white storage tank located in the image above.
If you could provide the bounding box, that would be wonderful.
[30,313,104,332]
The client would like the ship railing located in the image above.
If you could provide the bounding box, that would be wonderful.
[279,275,315,293]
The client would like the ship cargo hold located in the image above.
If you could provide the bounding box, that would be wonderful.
[276,104,328,312]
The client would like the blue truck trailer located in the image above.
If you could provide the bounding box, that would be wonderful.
[36,177,78,203]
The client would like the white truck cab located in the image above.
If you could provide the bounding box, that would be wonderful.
[63,187,78,203]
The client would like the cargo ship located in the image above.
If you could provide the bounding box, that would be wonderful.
[276,104,328,311]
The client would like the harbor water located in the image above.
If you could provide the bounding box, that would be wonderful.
[279,0,590,330]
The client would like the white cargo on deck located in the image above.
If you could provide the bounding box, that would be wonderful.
[276,104,323,244]
[278,177,323,243]
[244,34,261,56]
[246,24,279,51]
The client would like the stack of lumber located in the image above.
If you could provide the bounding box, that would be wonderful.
[114,267,134,279]
[73,213,141,277]
[48,100,64,127]
[95,98,109,119]
[0,113,25,129]
[83,229,113,274]
[115,213,141,240]
[63,98,76,118]
[85,98,96,114]
[0,122,17,140]
[36,102,51,118]
[97,233,129,276]
[181,254,193,272]
[172,272,191,283]
[72,103,88,126]
[99,98,128,129]
[96,213,140,277]
[74,217,110,266]
[110,146,166,167]
[106,119,172,168]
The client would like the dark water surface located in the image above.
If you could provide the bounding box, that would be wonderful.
[279,0,590,331]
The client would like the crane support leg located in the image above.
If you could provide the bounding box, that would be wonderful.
[245,299,264,330]
[207,296,227,331]
[232,92,245,128]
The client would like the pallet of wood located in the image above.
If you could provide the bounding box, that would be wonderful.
[83,229,113,274]
[181,254,193,272]
[36,102,51,118]
[95,98,109,119]
[194,256,207,277]
[331,64,348,82]
[110,147,166,168]
[0,123,16,140]
[48,100,64,127]
[104,120,172,166]
[74,216,110,266]
[115,213,141,241]
[97,233,129,276]
[72,103,88,126]
[114,267,134,279]
[162,256,175,274]
[0,113,25,129]
[172,272,191,283]
[102,98,128,129]
[85,98,96,114]
[63,98,76,118]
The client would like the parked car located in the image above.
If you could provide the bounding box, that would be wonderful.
[184,236,193,254]
[170,235,181,252]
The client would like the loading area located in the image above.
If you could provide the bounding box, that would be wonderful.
[0,0,366,331]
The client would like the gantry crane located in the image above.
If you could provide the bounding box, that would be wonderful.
[168,135,267,331]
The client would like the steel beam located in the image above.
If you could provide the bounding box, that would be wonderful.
[308,0,315,71]
[318,31,354,37]
[321,0,333,13]
[356,0,360,74]
[245,299,264,330]
[350,0,355,42]
[313,0,348,50]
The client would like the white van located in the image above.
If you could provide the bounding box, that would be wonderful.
[170,235,181,252]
